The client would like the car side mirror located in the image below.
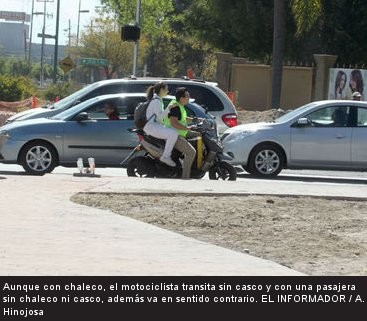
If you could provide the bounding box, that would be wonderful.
[74,112,89,122]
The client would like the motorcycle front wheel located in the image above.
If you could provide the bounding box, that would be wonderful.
[127,156,155,177]
[209,161,237,181]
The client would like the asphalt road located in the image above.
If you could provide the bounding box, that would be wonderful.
[1,163,367,186]
[1,163,367,179]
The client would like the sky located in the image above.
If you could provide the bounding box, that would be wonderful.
[0,0,103,45]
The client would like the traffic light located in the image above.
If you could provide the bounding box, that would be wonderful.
[121,25,141,42]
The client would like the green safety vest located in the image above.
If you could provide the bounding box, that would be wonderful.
[164,100,188,137]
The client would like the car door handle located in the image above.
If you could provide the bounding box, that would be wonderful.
[336,135,346,139]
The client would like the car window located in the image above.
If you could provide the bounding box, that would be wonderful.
[81,98,128,120]
[82,84,128,101]
[357,107,367,126]
[306,106,350,127]
[126,82,224,111]
[83,101,112,120]
[122,97,146,118]
[276,102,318,123]
[124,83,152,93]
[168,84,224,111]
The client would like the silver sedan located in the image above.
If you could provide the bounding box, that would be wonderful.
[222,100,367,177]
[0,93,211,175]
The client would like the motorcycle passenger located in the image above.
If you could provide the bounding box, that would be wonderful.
[165,87,199,179]
[144,82,178,167]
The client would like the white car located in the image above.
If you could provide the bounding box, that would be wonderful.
[6,77,238,135]
[222,100,367,177]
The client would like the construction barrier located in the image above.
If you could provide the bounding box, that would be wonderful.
[0,96,43,112]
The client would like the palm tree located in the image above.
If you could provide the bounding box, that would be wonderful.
[271,0,322,109]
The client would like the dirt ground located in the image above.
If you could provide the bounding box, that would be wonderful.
[72,193,367,276]
[236,107,287,124]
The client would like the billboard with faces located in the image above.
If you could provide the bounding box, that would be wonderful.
[328,68,367,101]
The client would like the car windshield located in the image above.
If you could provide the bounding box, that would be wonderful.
[45,83,99,110]
[51,97,100,120]
[274,102,319,123]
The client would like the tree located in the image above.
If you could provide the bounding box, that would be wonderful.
[0,75,35,101]
[271,0,286,109]
[272,0,322,108]
[102,0,177,76]
[184,0,274,62]
[75,17,135,79]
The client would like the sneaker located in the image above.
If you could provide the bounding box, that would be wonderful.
[159,156,176,167]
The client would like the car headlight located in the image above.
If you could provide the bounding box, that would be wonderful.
[221,130,255,142]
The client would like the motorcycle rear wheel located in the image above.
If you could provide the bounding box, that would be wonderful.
[127,156,155,177]
[209,161,237,181]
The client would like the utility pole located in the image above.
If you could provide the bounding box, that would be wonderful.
[53,0,60,84]
[77,0,89,46]
[67,19,71,49]
[132,0,141,76]
[28,0,35,63]
[40,0,47,87]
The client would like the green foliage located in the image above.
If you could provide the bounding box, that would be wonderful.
[184,0,367,66]
[0,57,32,77]
[316,0,367,65]
[96,0,367,74]
[0,75,35,101]
[30,63,53,81]
[290,0,322,36]
[42,81,79,101]
[76,17,135,78]
[184,0,275,62]
[101,0,184,77]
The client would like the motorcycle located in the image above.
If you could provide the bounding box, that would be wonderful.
[122,118,237,180]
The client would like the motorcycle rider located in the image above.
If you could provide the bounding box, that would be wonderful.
[164,87,201,179]
[144,82,178,167]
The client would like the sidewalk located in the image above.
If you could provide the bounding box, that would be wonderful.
[0,173,306,276]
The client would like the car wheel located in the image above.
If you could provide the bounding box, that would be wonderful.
[19,141,58,175]
[248,144,284,177]
[126,156,155,177]
[209,161,237,181]
[242,165,253,174]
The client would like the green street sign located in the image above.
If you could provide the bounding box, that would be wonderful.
[80,58,108,66]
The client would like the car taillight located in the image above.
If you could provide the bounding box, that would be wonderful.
[222,114,237,127]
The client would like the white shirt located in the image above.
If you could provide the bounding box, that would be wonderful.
[145,94,170,126]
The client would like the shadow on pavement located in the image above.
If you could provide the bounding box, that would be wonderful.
[0,170,26,176]
[237,173,367,185]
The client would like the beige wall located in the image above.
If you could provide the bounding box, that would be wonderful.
[230,64,271,111]
[280,66,313,109]
[229,63,313,111]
